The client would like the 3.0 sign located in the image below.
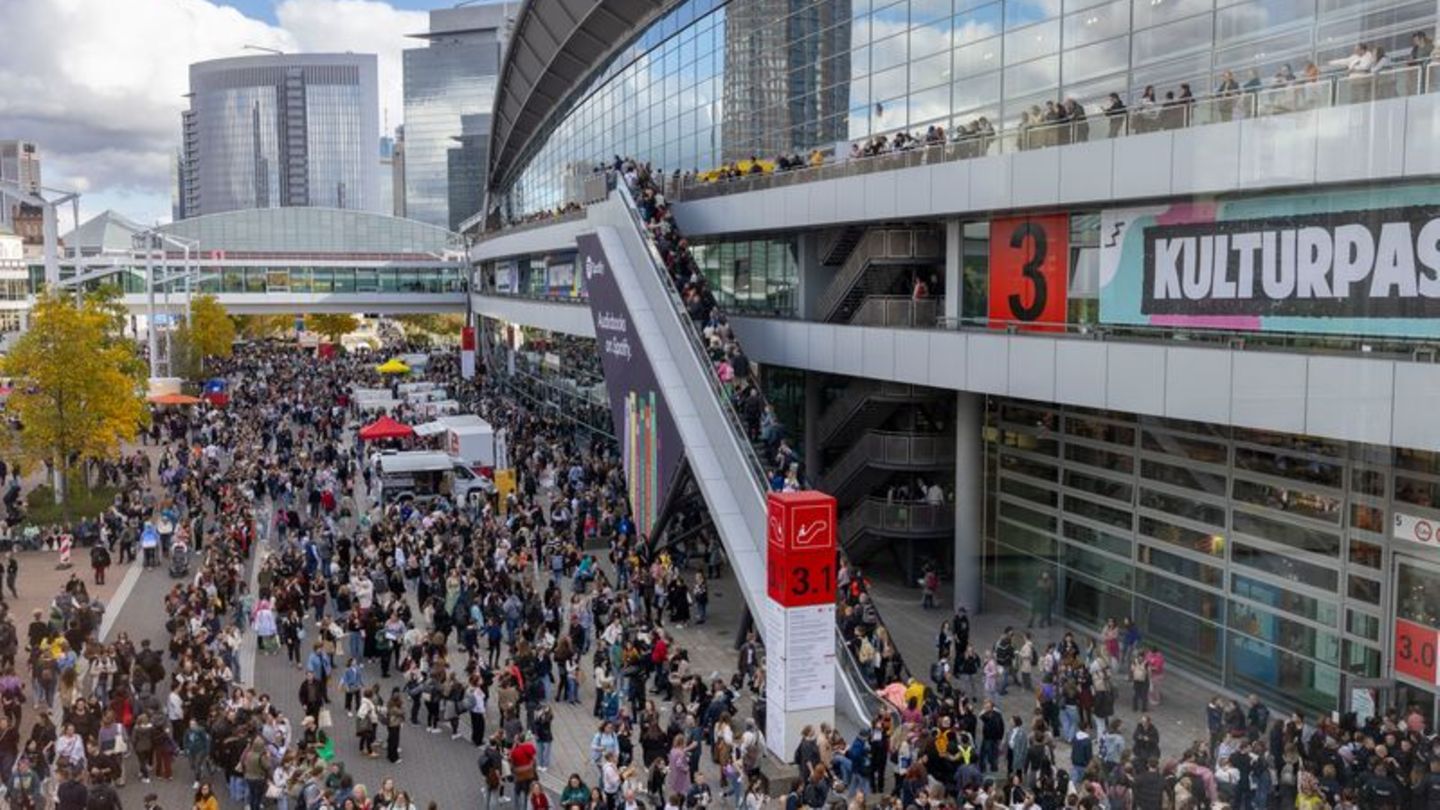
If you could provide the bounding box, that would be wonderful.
[1395,619,1439,684]
[988,214,1070,331]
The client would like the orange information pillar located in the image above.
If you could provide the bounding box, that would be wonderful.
[764,490,838,759]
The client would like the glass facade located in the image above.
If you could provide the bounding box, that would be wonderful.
[403,29,502,229]
[499,0,1436,218]
[691,236,800,313]
[184,56,379,218]
[982,397,1423,717]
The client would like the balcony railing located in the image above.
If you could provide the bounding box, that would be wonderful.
[849,296,942,328]
[674,63,1432,203]
[842,497,955,538]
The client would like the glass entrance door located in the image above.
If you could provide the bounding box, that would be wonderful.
[1393,553,1440,728]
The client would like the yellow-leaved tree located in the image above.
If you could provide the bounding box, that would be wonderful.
[232,314,295,340]
[188,294,236,366]
[305,313,361,342]
[3,292,148,503]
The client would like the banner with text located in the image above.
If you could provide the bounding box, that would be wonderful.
[1100,187,1440,337]
[577,233,684,537]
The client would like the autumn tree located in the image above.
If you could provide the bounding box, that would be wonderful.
[394,313,465,339]
[305,313,361,342]
[188,294,237,362]
[2,292,148,503]
[232,314,294,340]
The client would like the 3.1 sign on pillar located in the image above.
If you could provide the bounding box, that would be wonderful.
[764,491,837,760]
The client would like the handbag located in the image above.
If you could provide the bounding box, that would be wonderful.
[513,761,537,783]
[265,783,283,800]
[318,707,333,729]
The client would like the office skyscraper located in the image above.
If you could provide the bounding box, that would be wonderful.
[402,4,515,229]
[179,53,380,219]
[0,140,41,231]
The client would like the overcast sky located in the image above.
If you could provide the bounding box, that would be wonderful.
[0,0,449,231]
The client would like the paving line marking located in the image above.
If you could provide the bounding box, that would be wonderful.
[98,561,144,642]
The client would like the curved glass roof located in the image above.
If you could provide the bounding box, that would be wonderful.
[156,207,457,255]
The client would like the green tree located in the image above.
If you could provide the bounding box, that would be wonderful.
[188,294,236,363]
[305,313,361,342]
[2,293,148,505]
[394,313,464,339]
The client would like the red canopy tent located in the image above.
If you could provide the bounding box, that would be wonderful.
[358,415,414,441]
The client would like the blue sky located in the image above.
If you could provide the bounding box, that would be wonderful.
[215,0,446,24]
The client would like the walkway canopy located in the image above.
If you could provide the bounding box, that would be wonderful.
[376,359,410,375]
[359,416,414,441]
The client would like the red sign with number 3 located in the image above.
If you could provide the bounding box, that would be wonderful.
[988,214,1069,331]
[1395,618,1439,684]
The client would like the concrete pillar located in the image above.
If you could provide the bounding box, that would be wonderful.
[944,219,963,325]
[954,391,983,614]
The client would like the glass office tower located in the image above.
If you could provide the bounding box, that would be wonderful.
[402,4,516,230]
[180,54,380,219]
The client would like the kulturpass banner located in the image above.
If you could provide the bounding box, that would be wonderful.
[576,233,684,537]
[1099,187,1440,337]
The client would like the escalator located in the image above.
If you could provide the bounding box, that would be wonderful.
[584,183,879,726]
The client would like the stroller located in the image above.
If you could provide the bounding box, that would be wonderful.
[168,541,191,579]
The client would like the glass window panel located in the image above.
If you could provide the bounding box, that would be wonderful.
[1232,510,1341,557]
[1349,537,1382,570]
[1352,468,1385,497]
[1000,499,1058,532]
[1226,633,1340,716]
[1232,479,1343,524]
[1138,598,1222,677]
[1065,443,1135,474]
[910,50,953,91]
[1230,601,1341,663]
[1063,36,1132,82]
[1063,544,1133,586]
[1063,520,1132,557]
[1000,519,1058,558]
[1343,641,1382,678]
[911,20,954,57]
[1140,487,1226,527]
[1132,0,1214,30]
[1232,541,1339,591]
[1348,575,1381,605]
[1212,28,1314,72]
[954,36,1004,75]
[1064,494,1132,529]
[1139,543,1223,587]
[913,0,955,25]
[1064,0,1131,47]
[1137,571,1223,619]
[1063,573,1131,628]
[1141,429,1228,463]
[873,32,911,72]
[1006,0,1064,27]
[1001,476,1059,507]
[1063,414,1135,445]
[1005,19,1061,63]
[1232,572,1339,626]
[872,64,909,100]
[1140,459,1227,496]
[1346,609,1380,642]
[1132,13,1214,64]
[1350,503,1385,535]
[1138,514,1225,557]
[1216,0,1314,42]
[1397,561,1440,629]
[1000,452,1058,481]
[956,2,1005,43]
[910,84,952,124]
[1396,475,1440,509]
[953,70,1003,110]
[1235,447,1343,488]
[1064,469,1133,504]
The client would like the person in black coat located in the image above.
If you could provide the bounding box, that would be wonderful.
[55,770,87,810]
[1132,762,1165,810]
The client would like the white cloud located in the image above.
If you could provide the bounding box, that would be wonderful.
[0,0,425,230]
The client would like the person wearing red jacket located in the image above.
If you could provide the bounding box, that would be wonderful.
[510,732,538,801]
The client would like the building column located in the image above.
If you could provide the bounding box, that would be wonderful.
[954,391,983,615]
[944,219,963,325]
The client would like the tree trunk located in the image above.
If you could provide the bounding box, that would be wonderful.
[52,456,66,505]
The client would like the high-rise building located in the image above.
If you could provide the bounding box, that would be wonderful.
[179,53,380,219]
[378,135,395,219]
[401,3,516,229]
[447,114,490,233]
[0,140,41,230]
[392,126,407,219]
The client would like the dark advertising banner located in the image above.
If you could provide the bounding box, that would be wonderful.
[577,233,684,537]
[1101,188,1440,337]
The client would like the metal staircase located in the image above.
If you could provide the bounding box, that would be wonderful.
[840,496,955,565]
[815,228,943,323]
[817,381,941,446]
[818,429,955,503]
[820,226,865,266]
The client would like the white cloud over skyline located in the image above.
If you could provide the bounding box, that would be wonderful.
[0,0,427,230]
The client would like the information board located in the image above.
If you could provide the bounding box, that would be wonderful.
[988,214,1069,330]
